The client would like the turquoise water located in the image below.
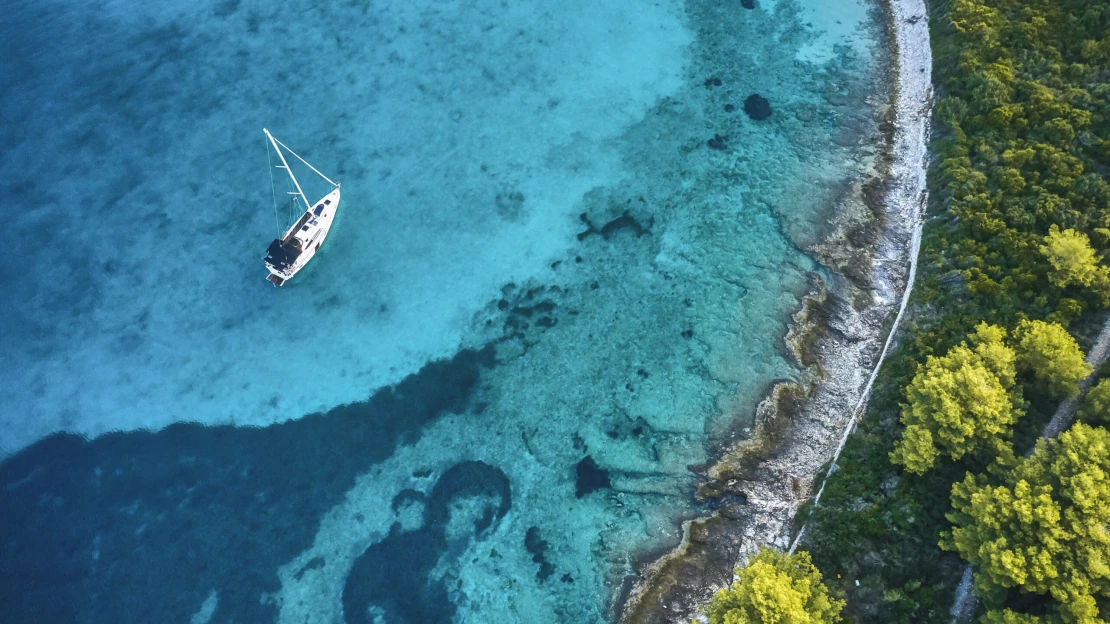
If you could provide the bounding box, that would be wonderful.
[0,0,887,621]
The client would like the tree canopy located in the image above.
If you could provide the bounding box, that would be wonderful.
[1040,227,1105,289]
[942,423,1110,623]
[912,0,1110,336]
[706,548,844,624]
[891,324,1021,474]
[1012,319,1092,398]
[1079,378,1110,426]
[981,610,1054,624]
[793,0,1110,620]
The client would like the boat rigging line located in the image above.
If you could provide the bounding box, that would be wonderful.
[266,134,281,237]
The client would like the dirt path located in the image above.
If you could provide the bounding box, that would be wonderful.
[1041,320,1110,438]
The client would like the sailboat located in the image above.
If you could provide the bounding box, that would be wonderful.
[262,128,341,287]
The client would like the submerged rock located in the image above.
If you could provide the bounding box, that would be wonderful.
[525,526,555,582]
[579,210,652,240]
[575,456,611,498]
[600,210,650,239]
[741,0,756,8]
[743,94,772,120]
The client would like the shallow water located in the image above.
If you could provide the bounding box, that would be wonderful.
[0,0,887,621]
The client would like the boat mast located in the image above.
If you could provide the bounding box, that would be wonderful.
[263,128,312,212]
[268,133,340,188]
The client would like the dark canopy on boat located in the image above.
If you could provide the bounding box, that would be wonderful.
[265,238,301,270]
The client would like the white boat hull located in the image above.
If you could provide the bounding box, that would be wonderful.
[264,186,340,286]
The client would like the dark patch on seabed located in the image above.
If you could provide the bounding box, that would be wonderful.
[525,525,556,583]
[0,346,496,622]
[343,461,511,624]
[575,455,612,498]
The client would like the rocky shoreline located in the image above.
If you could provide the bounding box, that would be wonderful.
[618,0,934,621]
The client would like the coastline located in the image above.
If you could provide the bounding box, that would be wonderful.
[618,0,934,621]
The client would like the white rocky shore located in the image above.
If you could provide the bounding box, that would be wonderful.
[620,0,934,621]
[790,0,934,549]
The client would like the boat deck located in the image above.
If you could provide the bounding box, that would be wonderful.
[283,210,314,244]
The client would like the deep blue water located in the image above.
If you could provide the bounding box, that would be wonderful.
[0,348,494,621]
[0,0,888,621]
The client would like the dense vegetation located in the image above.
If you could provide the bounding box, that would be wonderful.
[888,321,1088,474]
[943,423,1110,623]
[705,548,845,624]
[792,0,1110,622]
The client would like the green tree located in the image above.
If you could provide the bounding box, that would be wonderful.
[942,423,1110,624]
[1013,319,1092,398]
[981,610,1056,624]
[1040,226,1103,289]
[795,0,1110,619]
[706,548,844,624]
[891,324,1021,474]
[1079,378,1110,426]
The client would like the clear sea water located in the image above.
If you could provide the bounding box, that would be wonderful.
[0,0,887,621]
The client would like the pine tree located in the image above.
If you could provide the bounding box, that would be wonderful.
[1079,378,1110,426]
[891,324,1021,474]
[1040,226,1104,289]
[1012,319,1092,398]
[706,548,844,624]
[980,610,1054,624]
[942,423,1110,623]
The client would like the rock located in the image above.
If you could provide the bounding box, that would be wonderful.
[833,128,859,147]
[743,94,772,120]
[724,103,735,113]
[824,88,852,107]
[688,522,711,544]
[495,190,525,220]
[720,503,748,521]
[707,133,728,150]
[537,561,555,582]
[880,475,899,495]
[525,526,555,582]
[390,488,426,512]
[741,0,756,8]
[578,209,651,240]
[600,210,650,239]
[575,456,611,498]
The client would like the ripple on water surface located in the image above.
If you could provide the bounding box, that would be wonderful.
[0,0,888,620]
